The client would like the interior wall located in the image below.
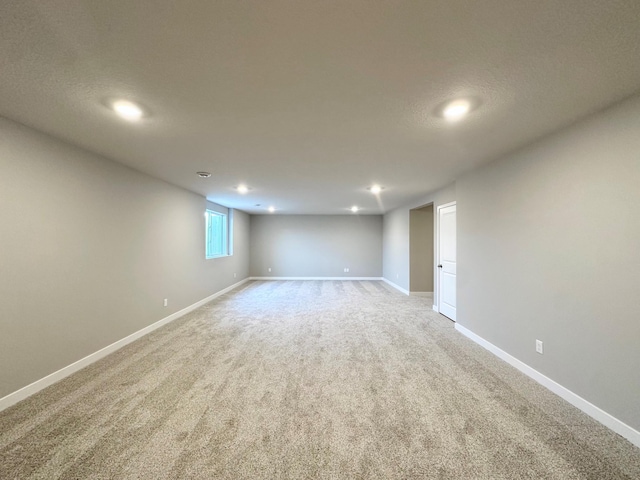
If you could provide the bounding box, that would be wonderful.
[383,184,455,293]
[249,215,382,277]
[457,94,640,431]
[0,117,250,399]
[409,205,434,292]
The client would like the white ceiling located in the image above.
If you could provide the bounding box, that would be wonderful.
[2,1,640,214]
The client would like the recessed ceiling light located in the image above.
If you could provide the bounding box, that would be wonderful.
[236,184,249,194]
[368,184,383,194]
[351,206,359,213]
[443,99,471,121]
[196,171,211,178]
[112,100,144,121]
[435,97,480,122]
[268,206,275,213]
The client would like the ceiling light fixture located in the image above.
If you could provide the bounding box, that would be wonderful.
[236,184,249,194]
[443,99,471,121]
[268,206,275,213]
[437,98,479,122]
[368,184,383,194]
[196,171,211,178]
[351,206,359,213]
[112,100,144,122]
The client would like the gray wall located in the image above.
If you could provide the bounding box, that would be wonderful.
[410,205,434,292]
[383,184,455,294]
[250,215,382,277]
[457,94,640,430]
[0,117,250,398]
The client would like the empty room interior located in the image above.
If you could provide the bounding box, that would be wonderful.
[1,1,640,478]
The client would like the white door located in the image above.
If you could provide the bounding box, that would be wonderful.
[437,203,456,321]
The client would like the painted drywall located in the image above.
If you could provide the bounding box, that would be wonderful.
[249,215,382,277]
[383,184,455,295]
[0,117,249,398]
[410,205,434,292]
[457,94,640,431]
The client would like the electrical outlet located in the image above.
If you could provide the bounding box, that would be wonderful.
[163,298,168,307]
[396,273,399,279]
[536,339,543,354]
[346,267,350,273]
[234,273,237,278]
[268,267,271,273]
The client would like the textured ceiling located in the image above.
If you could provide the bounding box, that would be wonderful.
[1,1,640,214]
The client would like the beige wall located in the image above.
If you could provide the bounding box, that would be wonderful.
[457,94,640,431]
[250,215,382,278]
[0,117,250,398]
[409,205,434,292]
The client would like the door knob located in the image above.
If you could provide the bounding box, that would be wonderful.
[438,265,443,268]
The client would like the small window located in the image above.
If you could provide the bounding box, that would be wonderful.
[205,210,228,258]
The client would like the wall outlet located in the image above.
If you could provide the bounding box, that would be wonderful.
[396,273,399,279]
[536,339,543,354]
[163,298,168,307]
[343,267,350,273]
[234,273,237,278]
[268,267,271,273]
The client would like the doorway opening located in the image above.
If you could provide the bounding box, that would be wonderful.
[409,204,435,307]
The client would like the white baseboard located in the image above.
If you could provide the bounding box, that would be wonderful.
[249,276,383,281]
[432,305,438,312]
[0,278,250,413]
[455,323,640,448]
[381,278,410,295]
[410,291,433,297]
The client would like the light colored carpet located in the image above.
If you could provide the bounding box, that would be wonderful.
[1,280,639,479]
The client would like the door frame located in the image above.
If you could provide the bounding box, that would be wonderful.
[435,201,456,315]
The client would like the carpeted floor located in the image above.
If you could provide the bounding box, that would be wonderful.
[1,280,639,479]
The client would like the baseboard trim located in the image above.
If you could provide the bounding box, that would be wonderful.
[0,278,250,413]
[455,323,640,448]
[410,291,433,297]
[432,305,438,312]
[249,276,383,281]
[381,278,410,295]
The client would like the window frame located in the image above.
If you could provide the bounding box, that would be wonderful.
[205,209,229,259]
